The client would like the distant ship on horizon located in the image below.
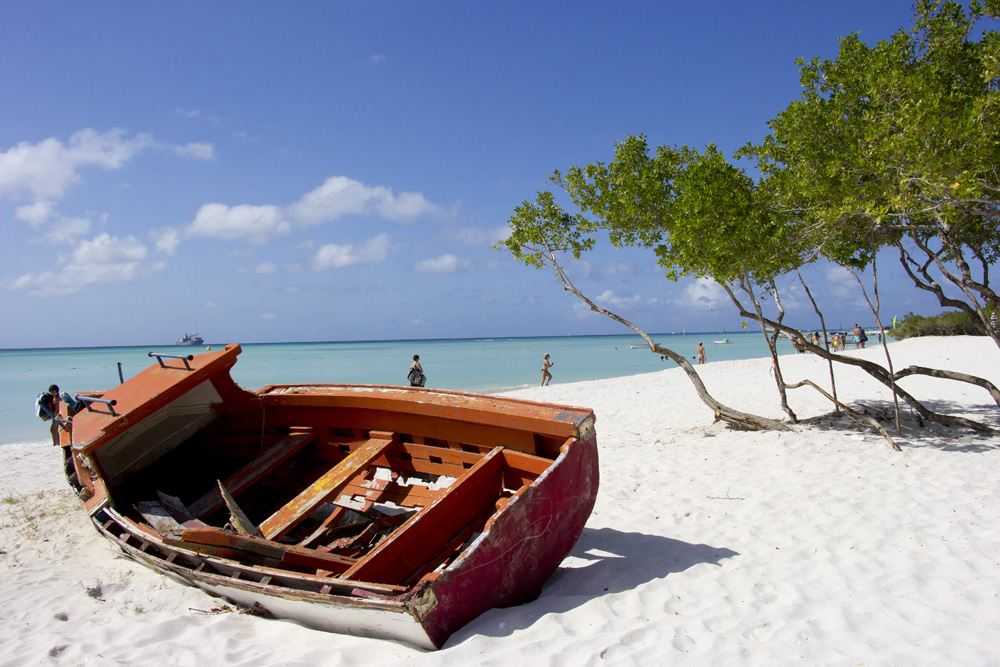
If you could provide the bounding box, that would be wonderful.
[176,333,204,346]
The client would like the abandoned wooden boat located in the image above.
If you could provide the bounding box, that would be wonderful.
[59,344,598,649]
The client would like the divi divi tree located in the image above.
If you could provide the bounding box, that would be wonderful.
[742,0,1000,349]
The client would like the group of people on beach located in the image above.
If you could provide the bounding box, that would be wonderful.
[406,352,556,388]
[794,324,872,354]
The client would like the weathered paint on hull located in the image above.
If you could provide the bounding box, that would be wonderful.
[88,433,597,649]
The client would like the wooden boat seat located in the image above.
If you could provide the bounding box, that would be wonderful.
[188,427,318,520]
[176,526,357,574]
[342,446,505,586]
[260,431,400,541]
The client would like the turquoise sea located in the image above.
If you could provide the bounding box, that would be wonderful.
[1,332,799,448]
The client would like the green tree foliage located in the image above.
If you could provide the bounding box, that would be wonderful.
[743,0,1000,344]
[504,136,800,291]
[892,310,990,338]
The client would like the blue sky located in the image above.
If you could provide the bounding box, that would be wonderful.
[0,1,954,348]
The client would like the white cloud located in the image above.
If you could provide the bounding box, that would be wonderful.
[311,233,391,270]
[186,203,290,244]
[0,129,216,246]
[43,216,91,245]
[370,54,387,65]
[0,129,144,202]
[150,226,182,255]
[376,190,442,221]
[260,313,278,321]
[172,141,216,160]
[289,176,446,225]
[414,253,472,275]
[173,176,449,247]
[447,224,510,247]
[4,232,164,296]
[15,200,55,226]
[254,261,277,274]
[595,289,642,309]
[678,277,727,311]
[825,265,857,300]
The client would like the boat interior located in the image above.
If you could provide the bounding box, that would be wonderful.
[87,392,576,590]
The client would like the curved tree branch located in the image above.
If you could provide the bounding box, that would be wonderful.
[784,379,900,451]
[893,366,1000,407]
[722,294,994,433]
[537,242,791,432]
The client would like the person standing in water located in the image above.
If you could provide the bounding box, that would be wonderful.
[541,353,553,386]
[696,342,706,365]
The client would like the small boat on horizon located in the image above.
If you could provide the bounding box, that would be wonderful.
[57,345,599,649]
[176,333,204,346]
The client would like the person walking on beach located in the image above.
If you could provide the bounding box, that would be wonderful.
[35,384,65,447]
[408,355,426,387]
[696,342,706,365]
[541,353,553,386]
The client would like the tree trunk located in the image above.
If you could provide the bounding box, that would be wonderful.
[797,270,840,413]
[766,280,797,423]
[847,260,902,435]
[724,296,993,433]
[651,344,790,431]
[544,253,791,432]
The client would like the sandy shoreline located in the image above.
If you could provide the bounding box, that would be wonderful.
[2,336,999,665]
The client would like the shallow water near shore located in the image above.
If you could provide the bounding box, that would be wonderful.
[1,331,807,447]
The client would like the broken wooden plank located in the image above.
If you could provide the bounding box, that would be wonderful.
[337,478,445,508]
[178,526,356,574]
[189,427,317,519]
[297,505,348,549]
[260,431,399,541]
[135,501,184,538]
[218,481,264,538]
[342,446,504,585]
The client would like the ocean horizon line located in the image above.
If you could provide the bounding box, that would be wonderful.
[0,330,758,353]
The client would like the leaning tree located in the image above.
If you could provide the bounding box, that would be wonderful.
[501,135,994,443]
[743,0,1000,348]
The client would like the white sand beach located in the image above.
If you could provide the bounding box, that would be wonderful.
[2,336,999,666]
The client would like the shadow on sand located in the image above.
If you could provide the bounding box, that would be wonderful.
[448,527,737,645]
[799,399,1000,453]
